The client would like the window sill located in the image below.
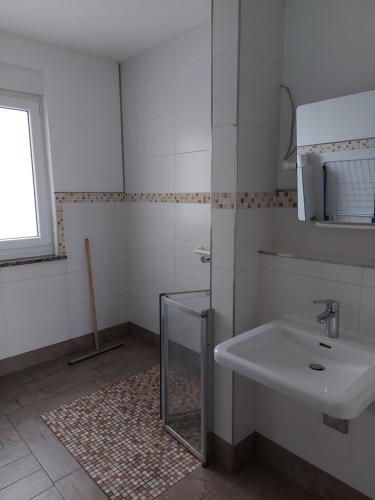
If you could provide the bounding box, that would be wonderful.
[0,254,67,268]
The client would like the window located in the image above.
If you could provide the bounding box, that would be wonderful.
[0,91,53,259]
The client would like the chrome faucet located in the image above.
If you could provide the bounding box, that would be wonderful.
[312,299,340,338]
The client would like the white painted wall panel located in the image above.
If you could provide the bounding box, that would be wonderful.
[0,32,123,192]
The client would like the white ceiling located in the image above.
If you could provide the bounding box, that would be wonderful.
[0,0,210,61]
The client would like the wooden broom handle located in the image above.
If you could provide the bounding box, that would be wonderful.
[85,238,100,351]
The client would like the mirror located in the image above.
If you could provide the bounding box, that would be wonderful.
[296,90,375,226]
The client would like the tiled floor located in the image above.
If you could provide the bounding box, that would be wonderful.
[42,366,201,499]
[0,333,310,500]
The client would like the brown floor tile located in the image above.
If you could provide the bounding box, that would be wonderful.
[8,381,99,425]
[0,469,52,499]
[269,482,314,500]
[157,462,244,500]
[24,364,101,393]
[0,417,11,432]
[17,390,50,408]
[219,463,283,500]
[0,385,28,403]
[0,399,21,417]
[0,454,41,490]
[95,353,159,387]
[0,426,30,468]
[33,487,64,499]
[0,370,34,387]
[27,355,97,380]
[55,469,107,500]
[15,417,80,482]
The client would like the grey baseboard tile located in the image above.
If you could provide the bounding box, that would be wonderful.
[211,431,369,499]
[211,432,256,473]
[255,433,370,500]
[0,323,131,378]
[127,322,160,348]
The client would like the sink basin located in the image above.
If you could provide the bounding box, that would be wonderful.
[214,317,375,419]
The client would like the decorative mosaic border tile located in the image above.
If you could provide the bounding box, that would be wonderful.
[297,137,375,155]
[55,192,210,204]
[55,192,126,203]
[212,191,297,209]
[126,192,211,203]
[237,191,297,209]
[54,190,297,257]
[211,192,236,209]
[56,190,296,208]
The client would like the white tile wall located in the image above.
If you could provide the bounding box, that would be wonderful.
[237,125,279,192]
[0,23,212,361]
[253,254,375,497]
[234,268,259,333]
[212,0,239,56]
[174,151,211,193]
[125,157,174,193]
[255,382,375,499]
[212,209,235,272]
[259,266,361,332]
[212,268,234,331]
[212,126,237,192]
[122,25,212,334]
[137,75,173,121]
[213,384,233,444]
[175,240,210,284]
[122,23,211,196]
[63,203,116,239]
[233,375,256,444]
[174,107,211,154]
[7,308,70,357]
[239,51,281,128]
[212,50,238,127]
[211,0,239,445]
[172,58,211,113]
[3,274,67,321]
[0,323,9,361]
[235,209,274,273]
[0,202,130,357]
[240,0,284,62]
[172,23,211,70]
[175,204,211,243]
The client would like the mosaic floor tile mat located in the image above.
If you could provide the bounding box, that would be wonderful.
[42,365,200,499]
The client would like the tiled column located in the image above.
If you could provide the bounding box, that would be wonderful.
[232,0,284,445]
[211,0,240,445]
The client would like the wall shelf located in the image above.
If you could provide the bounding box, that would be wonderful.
[259,248,375,270]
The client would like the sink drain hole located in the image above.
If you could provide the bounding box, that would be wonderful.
[309,363,326,371]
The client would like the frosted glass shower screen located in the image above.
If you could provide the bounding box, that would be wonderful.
[160,291,212,465]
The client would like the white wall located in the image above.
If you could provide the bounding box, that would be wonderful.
[121,23,212,334]
[211,0,284,445]
[0,32,123,192]
[0,32,125,358]
[279,0,375,189]
[211,0,240,444]
[233,0,284,445]
[0,202,128,360]
[274,0,375,267]
[258,253,375,498]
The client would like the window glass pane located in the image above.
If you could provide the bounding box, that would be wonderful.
[0,107,38,240]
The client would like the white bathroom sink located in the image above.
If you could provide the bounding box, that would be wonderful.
[214,317,375,419]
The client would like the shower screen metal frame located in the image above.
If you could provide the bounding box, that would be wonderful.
[160,290,212,466]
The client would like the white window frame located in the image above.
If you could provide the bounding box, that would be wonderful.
[0,90,54,260]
